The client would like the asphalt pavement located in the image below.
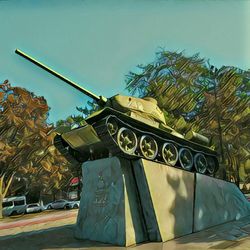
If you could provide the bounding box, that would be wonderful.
[0,209,77,239]
[0,209,250,249]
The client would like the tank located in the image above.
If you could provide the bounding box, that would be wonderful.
[15,49,219,175]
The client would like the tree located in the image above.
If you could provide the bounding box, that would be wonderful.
[126,50,250,186]
[0,80,79,217]
[196,66,250,186]
[126,51,209,122]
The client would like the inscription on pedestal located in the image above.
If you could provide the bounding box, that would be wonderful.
[94,174,109,207]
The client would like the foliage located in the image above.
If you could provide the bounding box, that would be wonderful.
[126,51,209,122]
[56,114,86,128]
[0,80,78,214]
[196,67,249,185]
[76,100,100,118]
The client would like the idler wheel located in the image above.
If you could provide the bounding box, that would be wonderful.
[107,118,118,135]
[139,135,158,160]
[161,142,178,166]
[117,127,137,155]
[207,156,216,175]
[179,148,193,171]
[194,153,207,174]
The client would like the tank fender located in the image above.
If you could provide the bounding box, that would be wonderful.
[61,124,101,151]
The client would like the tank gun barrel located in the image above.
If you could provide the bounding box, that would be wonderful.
[15,49,107,105]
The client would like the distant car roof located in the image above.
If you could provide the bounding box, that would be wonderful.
[3,196,26,202]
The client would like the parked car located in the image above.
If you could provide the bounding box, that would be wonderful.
[26,203,43,214]
[67,200,80,209]
[245,193,250,202]
[2,196,26,217]
[46,199,71,210]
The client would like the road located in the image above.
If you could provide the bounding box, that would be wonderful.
[0,210,250,249]
[0,209,78,238]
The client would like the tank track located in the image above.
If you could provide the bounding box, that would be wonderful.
[93,115,219,175]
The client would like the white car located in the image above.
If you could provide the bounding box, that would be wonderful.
[26,203,43,213]
[68,200,80,209]
[46,199,71,210]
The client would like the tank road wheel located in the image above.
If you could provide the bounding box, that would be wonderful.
[117,128,137,155]
[194,153,207,174]
[161,143,178,166]
[139,135,158,160]
[179,148,193,171]
[107,118,118,135]
[207,156,216,175]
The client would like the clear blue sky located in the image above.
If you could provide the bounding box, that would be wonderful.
[0,0,249,124]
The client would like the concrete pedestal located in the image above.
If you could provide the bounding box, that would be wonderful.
[132,159,194,242]
[75,156,250,246]
[194,174,250,232]
[74,157,147,246]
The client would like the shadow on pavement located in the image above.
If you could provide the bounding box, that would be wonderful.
[0,224,119,250]
[0,220,250,250]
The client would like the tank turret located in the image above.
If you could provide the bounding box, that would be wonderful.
[15,49,219,175]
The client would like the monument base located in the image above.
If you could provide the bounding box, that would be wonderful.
[74,157,147,247]
[132,159,250,239]
[132,159,194,242]
[194,173,250,232]
[75,156,250,246]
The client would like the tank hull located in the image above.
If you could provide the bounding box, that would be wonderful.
[54,108,219,175]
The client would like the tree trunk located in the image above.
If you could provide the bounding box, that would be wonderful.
[0,176,3,219]
[0,173,15,219]
[213,82,225,164]
[0,192,3,219]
